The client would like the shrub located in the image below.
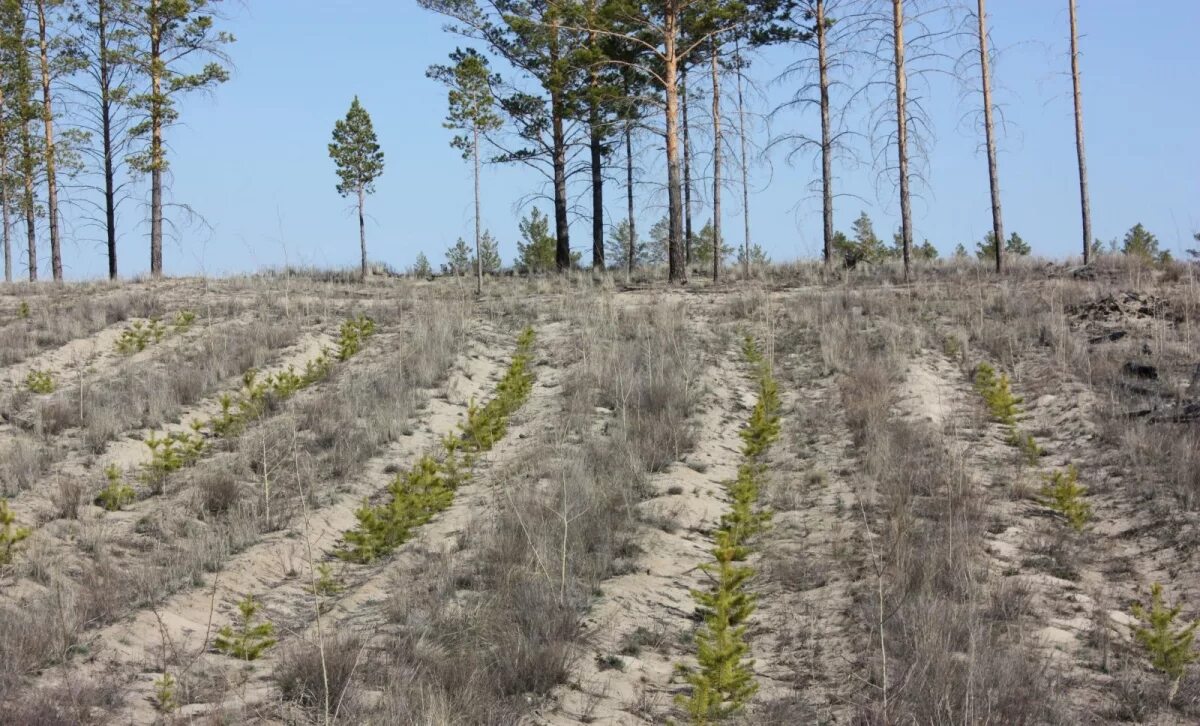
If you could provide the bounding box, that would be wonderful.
[1131,582,1198,700]
[97,464,136,511]
[215,595,277,661]
[25,369,54,394]
[1039,465,1091,531]
[0,499,30,565]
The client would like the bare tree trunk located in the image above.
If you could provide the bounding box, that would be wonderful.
[358,187,367,282]
[817,0,834,269]
[22,122,36,282]
[664,3,686,284]
[977,0,1004,274]
[99,0,118,280]
[710,39,722,283]
[1069,0,1091,264]
[36,0,61,281]
[681,66,694,267]
[149,2,163,278]
[549,18,571,272]
[892,0,912,282]
[474,127,482,295]
[735,37,751,279]
[625,112,635,281]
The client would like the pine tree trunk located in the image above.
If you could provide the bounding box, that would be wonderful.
[977,0,1004,274]
[590,114,604,272]
[2,158,10,283]
[549,18,571,272]
[474,128,482,295]
[589,39,604,273]
[1,86,10,283]
[663,3,686,284]
[710,40,722,283]
[892,0,912,282]
[149,7,163,278]
[99,0,118,279]
[681,67,693,267]
[735,37,751,279]
[358,187,367,282]
[817,0,834,269]
[37,0,61,281]
[22,122,36,282]
[1069,0,1092,264]
[625,111,635,282]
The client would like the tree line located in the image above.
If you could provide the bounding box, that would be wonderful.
[331,0,1128,284]
[0,0,231,283]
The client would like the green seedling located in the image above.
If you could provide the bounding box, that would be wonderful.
[25,369,54,394]
[215,595,277,661]
[1,499,31,565]
[1131,582,1198,703]
[97,464,136,511]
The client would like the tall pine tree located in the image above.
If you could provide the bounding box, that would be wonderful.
[328,96,385,282]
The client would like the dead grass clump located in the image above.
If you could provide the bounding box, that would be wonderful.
[1,674,123,726]
[0,437,52,495]
[274,632,364,715]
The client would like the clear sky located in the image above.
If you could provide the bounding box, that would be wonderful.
[50,0,1200,279]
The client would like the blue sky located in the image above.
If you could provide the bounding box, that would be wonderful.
[51,1,1200,278]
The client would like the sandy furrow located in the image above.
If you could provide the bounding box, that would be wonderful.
[74,321,518,724]
[747,347,867,723]
[535,327,748,725]
[0,318,326,522]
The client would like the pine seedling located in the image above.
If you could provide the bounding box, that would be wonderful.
[1,499,31,565]
[974,363,1023,427]
[1131,582,1198,701]
[25,369,54,394]
[313,562,343,596]
[153,672,178,713]
[215,595,277,661]
[97,464,136,511]
[1039,465,1091,531]
[17,300,29,319]
[172,310,197,333]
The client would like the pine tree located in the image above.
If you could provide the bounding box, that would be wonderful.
[515,207,563,273]
[1131,582,1198,701]
[328,96,385,282]
[605,218,646,271]
[444,238,471,276]
[125,0,232,278]
[1121,223,1159,260]
[428,48,502,294]
[473,229,501,274]
[410,251,432,278]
